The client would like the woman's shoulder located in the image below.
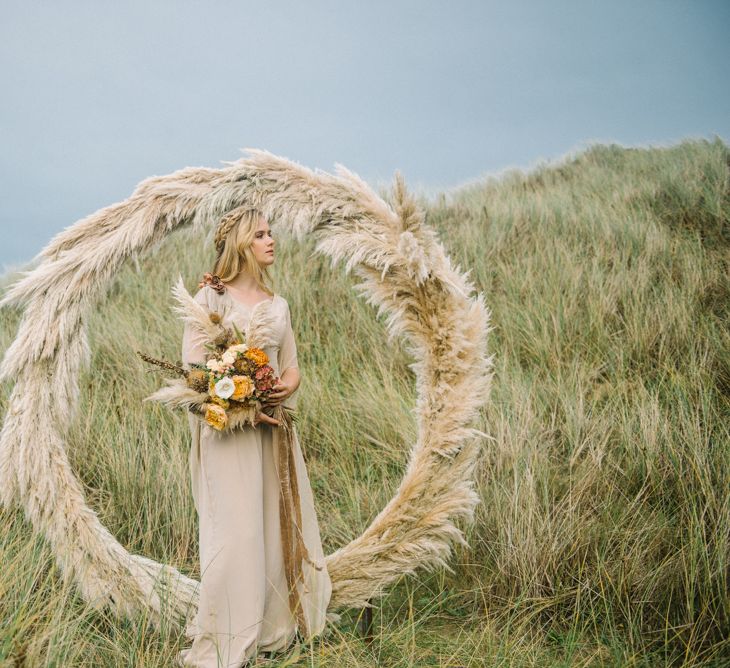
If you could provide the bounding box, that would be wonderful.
[274,293,291,312]
[194,273,227,306]
[192,285,215,305]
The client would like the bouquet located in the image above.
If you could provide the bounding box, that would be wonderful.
[138,276,297,432]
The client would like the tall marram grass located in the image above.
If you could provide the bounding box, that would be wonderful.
[1,137,728,667]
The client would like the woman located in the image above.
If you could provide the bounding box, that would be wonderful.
[177,205,332,667]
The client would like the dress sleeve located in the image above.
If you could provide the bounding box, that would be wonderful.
[181,288,211,371]
[278,300,299,376]
[278,300,300,411]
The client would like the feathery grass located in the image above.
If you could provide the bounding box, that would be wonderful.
[1,136,728,666]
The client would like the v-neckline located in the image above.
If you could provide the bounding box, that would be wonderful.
[225,290,277,311]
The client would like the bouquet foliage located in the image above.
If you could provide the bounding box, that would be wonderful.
[138,277,296,432]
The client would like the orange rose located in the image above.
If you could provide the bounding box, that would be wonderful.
[245,347,269,366]
[231,375,255,401]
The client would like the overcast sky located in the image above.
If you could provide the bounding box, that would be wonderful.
[1,1,728,272]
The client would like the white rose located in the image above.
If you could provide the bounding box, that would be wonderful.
[214,376,235,399]
[206,359,222,373]
[227,343,248,355]
[221,351,236,366]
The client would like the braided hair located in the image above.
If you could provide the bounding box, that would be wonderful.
[209,205,275,293]
[214,204,256,259]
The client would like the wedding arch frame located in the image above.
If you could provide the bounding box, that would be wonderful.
[0,149,494,629]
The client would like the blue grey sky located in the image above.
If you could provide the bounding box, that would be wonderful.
[1,1,728,272]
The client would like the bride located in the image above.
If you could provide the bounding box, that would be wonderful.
[177,205,332,667]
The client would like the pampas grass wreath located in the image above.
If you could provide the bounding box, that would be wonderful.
[0,149,495,631]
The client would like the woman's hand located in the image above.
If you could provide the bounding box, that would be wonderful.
[262,378,295,408]
[255,377,294,427]
[254,408,280,427]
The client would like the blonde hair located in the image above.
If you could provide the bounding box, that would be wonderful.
[212,205,274,294]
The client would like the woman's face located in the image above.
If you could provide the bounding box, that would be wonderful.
[250,215,275,267]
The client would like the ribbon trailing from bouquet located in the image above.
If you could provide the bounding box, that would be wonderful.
[271,403,323,637]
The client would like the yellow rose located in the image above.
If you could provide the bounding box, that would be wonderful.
[245,347,269,366]
[231,375,254,401]
[204,403,228,431]
[211,395,230,409]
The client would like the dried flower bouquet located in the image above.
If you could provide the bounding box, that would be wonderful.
[138,277,296,432]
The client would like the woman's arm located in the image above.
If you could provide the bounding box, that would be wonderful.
[271,301,301,408]
[278,301,299,377]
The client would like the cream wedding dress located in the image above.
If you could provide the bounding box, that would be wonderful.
[177,284,332,667]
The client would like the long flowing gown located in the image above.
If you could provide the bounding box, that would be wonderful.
[177,285,332,668]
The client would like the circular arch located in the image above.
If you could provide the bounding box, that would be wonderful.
[0,149,494,628]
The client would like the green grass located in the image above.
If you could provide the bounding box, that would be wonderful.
[1,136,728,666]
